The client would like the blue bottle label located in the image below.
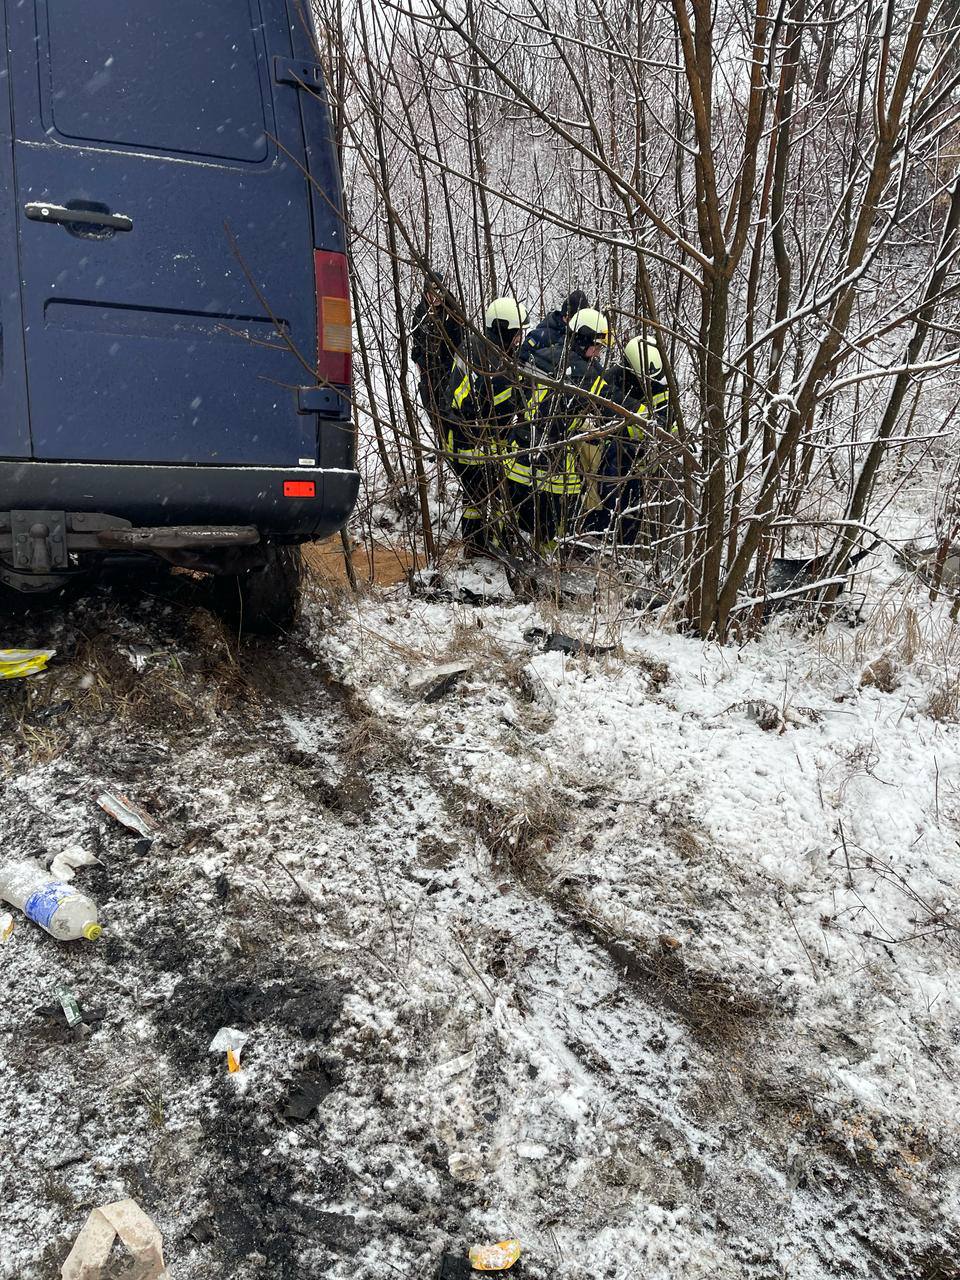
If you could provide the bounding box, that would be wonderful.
[24,882,78,930]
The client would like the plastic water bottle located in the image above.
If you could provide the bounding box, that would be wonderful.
[0,860,102,941]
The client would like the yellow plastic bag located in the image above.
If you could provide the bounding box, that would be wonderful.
[0,648,55,679]
[468,1240,521,1271]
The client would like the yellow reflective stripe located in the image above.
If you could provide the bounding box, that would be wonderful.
[524,383,549,422]
[452,372,471,410]
[589,375,607,396]
[652,390,670,408]
[446,428,487,466]
[505,453,580,492]
[506,458,533,485]
[492,386,512,405]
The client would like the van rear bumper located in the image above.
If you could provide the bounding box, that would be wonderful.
[0,459,360,541]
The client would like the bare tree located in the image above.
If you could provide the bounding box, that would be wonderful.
[305,0,960,634]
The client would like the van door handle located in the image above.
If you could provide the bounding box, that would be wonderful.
[24,202,133,232]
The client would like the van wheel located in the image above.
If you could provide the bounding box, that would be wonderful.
[211,545,302,634]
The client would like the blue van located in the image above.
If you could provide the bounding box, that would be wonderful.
[0,0,357,626]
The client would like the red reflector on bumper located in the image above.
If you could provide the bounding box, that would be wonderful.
[283,480,316,498]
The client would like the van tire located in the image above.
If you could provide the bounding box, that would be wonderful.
[212,545,302,634]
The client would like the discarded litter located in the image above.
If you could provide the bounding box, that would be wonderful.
[0,912,13,942]
[524,628,615,658]
[97,791,160,839]
[407,661,472,702]
[187,1216,215,1245]
[209,1026,249,1072]
[468,1240,521,1271]
[50,846,101,883]
[0,859,102,942]
[0,648,55,680]
[61,1198,169,1280]
[57,986,83,1029]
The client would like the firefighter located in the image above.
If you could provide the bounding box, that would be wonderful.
[441,297,527,554]
[593,335,672,544]
[410,277,463,422]
[519,290,590,362]
[505,307,610,554]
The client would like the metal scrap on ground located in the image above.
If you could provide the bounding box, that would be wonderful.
[97,792,160,838]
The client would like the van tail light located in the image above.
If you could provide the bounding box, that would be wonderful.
[315,250,352,387]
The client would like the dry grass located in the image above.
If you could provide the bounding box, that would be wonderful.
[462,791,571,879]
[926,677,960,723]
[860,654,901,692]
[815,584,960,720]
[0,597,261,774]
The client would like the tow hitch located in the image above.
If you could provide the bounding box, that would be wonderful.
[0,511,259,592]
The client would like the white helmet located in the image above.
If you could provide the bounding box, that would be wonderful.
[484,297,528,332]
[624,336,663,379]
[568,307,610,346]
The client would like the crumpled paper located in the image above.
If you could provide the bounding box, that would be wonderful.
[50,846,101,882]
[61,1199,169,1280]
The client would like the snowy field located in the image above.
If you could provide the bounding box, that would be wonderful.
[1,498,959,1277]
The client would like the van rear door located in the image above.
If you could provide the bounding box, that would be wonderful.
[8,0,321,468]
[0,2,30,459]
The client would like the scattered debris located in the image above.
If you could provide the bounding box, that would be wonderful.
[524,627,615,658]
[860,655,900,693]
[50,846,101,882]
[61,1198,169,1280]
[57,986,83,1029]
[27,698,73,724]
[897,542,960,589]
[410,563,513,605]
[0,858,103,941]
[281,1065,336,1121]
[97,791,160,839]
[625,585,671,611]
[123,644,163,673]
[468,1239,522,1271]
[745,699,783,732]
[0,648,55,679]
[407,661,473,703]
[0,912,12,942]
[208,1026,249,1072]
[186,1216,216,1245]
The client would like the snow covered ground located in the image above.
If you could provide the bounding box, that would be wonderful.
[1,536,958,1278]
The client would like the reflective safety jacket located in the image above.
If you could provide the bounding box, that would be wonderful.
[603,366,671,440]
[442,336,524,464]
[505,341,607,495]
